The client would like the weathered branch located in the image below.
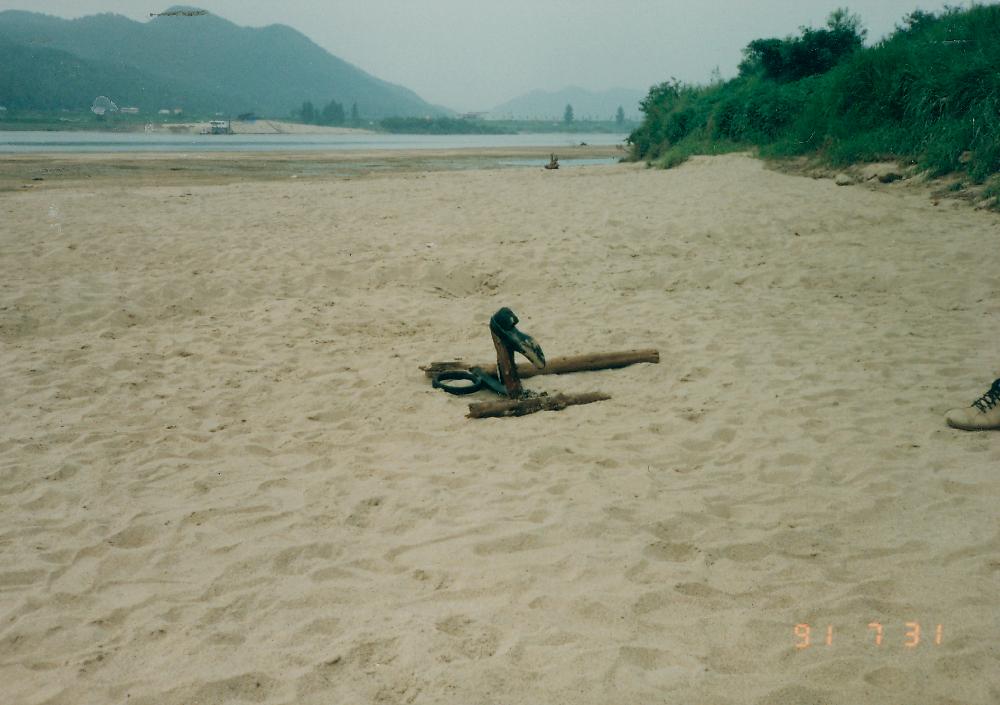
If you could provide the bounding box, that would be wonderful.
[490,330,522,397]
[467,392,610,419]
[423,349,659,379]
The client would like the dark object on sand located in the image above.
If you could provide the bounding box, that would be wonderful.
[544,154,560,170]
[427,307,544,400]
[432,367,509,396]
[488,307,545,398]
[424,308,658,418]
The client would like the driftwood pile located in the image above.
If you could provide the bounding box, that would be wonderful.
[422,308,657,418]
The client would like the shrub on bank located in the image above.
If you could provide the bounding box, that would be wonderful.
[629,5,1000,182]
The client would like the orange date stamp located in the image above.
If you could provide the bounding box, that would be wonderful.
[794,622,944,649]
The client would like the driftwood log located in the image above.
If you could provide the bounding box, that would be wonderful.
[423,349,659,380]
[490,330,523,397]
[468,392,610,419]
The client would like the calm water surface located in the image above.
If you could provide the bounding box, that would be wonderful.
[0,131,628,154]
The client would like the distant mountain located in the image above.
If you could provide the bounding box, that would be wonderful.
[490,86,645,121]
[0,36,188,111]
[0,7,449,118]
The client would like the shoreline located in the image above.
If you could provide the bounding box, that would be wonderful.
[163,120,372,135]
[2,147,989,213]
[0,119,375,136]
[0,145,625,191]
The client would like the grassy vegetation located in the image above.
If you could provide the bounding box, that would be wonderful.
[629,5,1000,182]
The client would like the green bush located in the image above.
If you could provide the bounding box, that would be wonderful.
[739,8,866,82]
[629,5,1000,181]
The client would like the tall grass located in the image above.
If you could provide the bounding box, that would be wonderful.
[630,5,1000,182]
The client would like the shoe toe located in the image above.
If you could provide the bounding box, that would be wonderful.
[945,406,1000,430]
[945,408,974,430]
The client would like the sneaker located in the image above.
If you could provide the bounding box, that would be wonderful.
[945,378,1000,431]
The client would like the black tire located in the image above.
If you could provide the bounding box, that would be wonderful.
[432,371,483,395]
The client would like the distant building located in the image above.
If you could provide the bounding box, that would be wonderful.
[120,106,140,114]
[158,109,171,115]
[172,108,183,115]
[461,112,486,120]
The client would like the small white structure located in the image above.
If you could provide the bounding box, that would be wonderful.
[205,119,232,135]
[91,96,118,116]
[120,106,140,114]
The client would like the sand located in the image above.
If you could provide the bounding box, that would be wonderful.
[1,151,998,705]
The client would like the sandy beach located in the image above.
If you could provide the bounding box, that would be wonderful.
[1,151,998,704]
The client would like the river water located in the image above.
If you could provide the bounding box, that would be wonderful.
[0,130,628,154]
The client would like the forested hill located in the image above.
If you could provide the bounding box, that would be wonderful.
[0,7,449,118]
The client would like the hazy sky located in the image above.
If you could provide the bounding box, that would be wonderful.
[0,1,977,111]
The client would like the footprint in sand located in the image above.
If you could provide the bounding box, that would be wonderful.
[756,684,830,705]
[643,541,699,562]
[473,532,545,556]
[435,615,501,660]
[106,524,158,549]
[345,496,384,528]
[717,542,773,562]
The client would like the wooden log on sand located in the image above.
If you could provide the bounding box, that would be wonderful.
[490,330,523,397]
[468,392,610,419]
[422,349,659,380]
